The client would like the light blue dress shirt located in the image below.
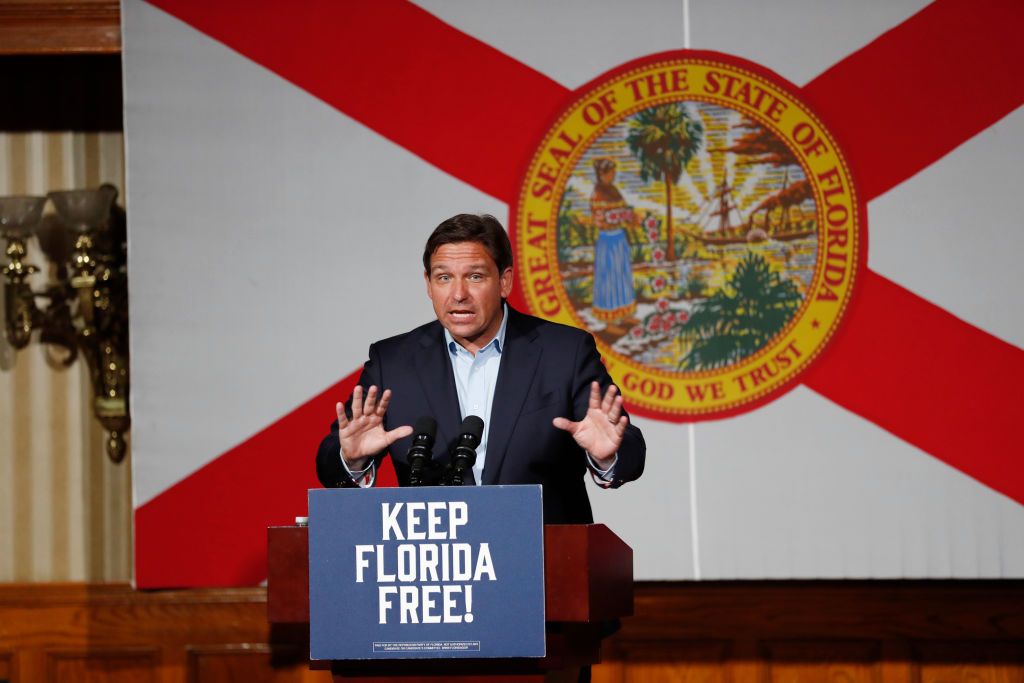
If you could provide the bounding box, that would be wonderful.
[443,303,510,485]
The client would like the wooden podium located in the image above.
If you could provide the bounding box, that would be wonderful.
[267,524,633,681]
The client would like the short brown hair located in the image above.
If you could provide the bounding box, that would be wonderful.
[422,214,513,273]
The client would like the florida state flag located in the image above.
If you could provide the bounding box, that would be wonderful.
[124,0,1024,587]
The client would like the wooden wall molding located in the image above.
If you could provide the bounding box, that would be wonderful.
[615,581,1024,641]
[0,583,274,680]
[45,647,159,683]
[593,582,1024,683]
[1,582,1021,683]
[186,644,321,683]
[0,0,120,55]
[0,650,13,683]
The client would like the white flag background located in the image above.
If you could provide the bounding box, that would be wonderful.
[123,0,1024,587]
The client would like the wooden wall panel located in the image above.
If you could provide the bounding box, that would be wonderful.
[1,583,1022,683]
[912,643,1024,683]
[188,645,330,683]
[46,649,158,683]
[764,641,881,683]
[0,651,13,683]
[597,640,731,683]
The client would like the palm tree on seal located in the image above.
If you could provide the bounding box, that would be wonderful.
[679,252,802,370]
[626,104,704,261]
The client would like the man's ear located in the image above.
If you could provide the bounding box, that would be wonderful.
[424,270,431,297]
[500,267,514,299]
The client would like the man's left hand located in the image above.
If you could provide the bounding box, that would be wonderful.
[552,381,627,466]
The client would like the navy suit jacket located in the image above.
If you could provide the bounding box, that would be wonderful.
[316,307,645,524]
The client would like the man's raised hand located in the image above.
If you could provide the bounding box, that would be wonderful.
[552,381,627,466]
[336,385,412,469]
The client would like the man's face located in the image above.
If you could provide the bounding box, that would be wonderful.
[425,241,513,354]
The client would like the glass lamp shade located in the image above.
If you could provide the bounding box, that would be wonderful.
[47,185,118,233]
[0,195,47,238]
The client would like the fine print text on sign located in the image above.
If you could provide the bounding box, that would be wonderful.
[309,485,545,660]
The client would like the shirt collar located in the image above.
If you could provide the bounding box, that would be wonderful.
[445,303,508,356]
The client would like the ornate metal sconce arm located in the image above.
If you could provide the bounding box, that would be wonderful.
[2,271,38,349]
[1,197,46,349]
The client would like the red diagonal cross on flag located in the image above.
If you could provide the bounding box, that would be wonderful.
[133,0,1023,586]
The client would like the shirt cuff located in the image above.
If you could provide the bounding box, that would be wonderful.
[340,446,377,488]
[585,451,618,486]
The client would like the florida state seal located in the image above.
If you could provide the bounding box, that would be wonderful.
[512,51,865,421]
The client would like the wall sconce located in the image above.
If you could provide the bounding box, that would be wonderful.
[1,184,129,463]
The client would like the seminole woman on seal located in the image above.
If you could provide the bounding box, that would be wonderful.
[590,157,637,323]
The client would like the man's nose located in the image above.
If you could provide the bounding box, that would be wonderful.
[452,279,468,300]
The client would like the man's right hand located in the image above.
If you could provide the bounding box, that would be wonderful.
[337,385,412,470]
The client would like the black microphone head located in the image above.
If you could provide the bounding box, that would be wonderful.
[414,416,437,437]
[459,415,484,445]
[412,416,436,449]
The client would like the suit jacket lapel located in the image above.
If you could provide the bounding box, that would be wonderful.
[483,309,541,485]
[414,322,462,462]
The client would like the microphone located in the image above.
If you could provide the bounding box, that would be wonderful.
[407,416,437,487]
[448,415,484,486]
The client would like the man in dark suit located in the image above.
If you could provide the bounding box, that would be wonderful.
[316,214,645,523]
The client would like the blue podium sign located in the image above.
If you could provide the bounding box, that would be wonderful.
[308,485,545,661]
